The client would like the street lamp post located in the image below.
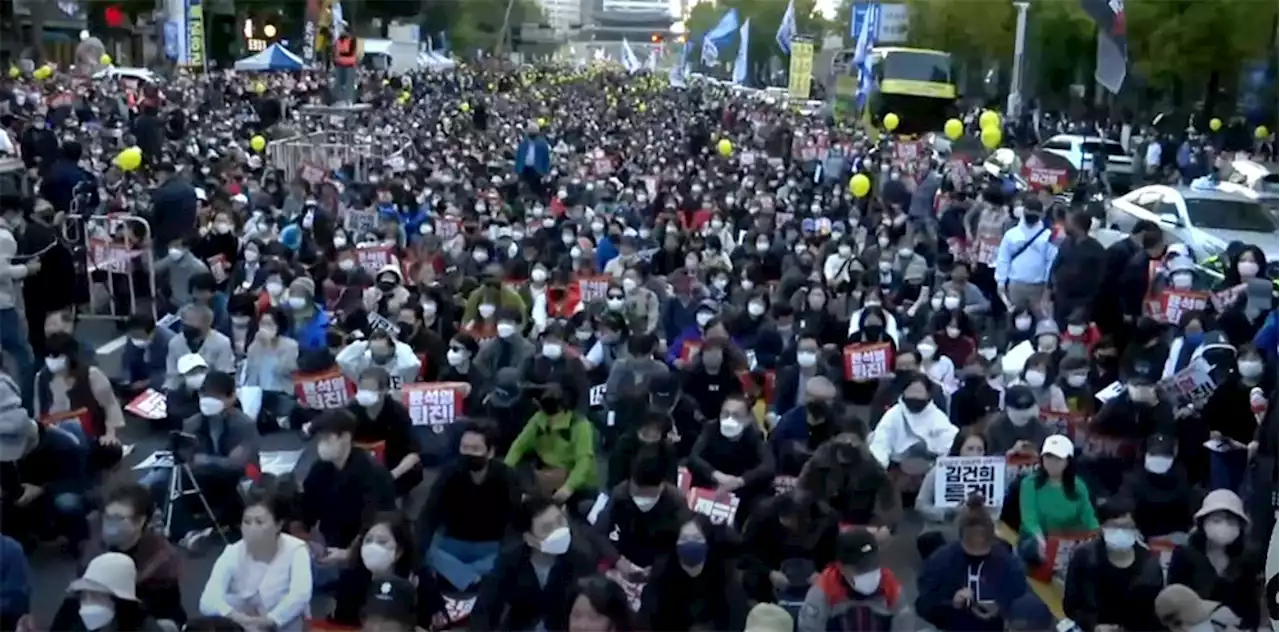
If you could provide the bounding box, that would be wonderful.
[1008,0,1030,118]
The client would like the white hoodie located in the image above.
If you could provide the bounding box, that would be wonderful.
[869,400,959,468]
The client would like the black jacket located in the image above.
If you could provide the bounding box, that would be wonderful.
[1051,233,1106,302]
[417,460,521,545]
[681,363,745,422]
[1063,539,1165,632]
[1117,465,1201,537]
[298,448,397,548]
[148,177,198,252]
[470,537,597,631]
[686,422,775,495]
[1167,532,1263,630]
[639,550,749,632]
[590,483,689,569]
[40,159,98,213]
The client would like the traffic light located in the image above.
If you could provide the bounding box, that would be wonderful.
[650,33,664,44]
[243,16,280,52]
[88,3,127,34]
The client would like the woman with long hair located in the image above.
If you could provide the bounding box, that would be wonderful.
[1017,434,1099,565]
[565,575,635,632]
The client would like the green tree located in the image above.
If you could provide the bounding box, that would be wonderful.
[1029,0,1094,98]
[903,0,1013,64]
[1126,0,1276,100]
[684,0,826,76]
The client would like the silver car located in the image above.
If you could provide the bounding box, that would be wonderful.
[1106,184,1280,267]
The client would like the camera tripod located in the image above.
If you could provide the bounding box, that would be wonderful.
[161,459,231,547]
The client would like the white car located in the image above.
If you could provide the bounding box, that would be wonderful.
[1106,183,1280,267]
[91,66,159,84]
[1040,134,1134,182]
[1218,159,1279,214]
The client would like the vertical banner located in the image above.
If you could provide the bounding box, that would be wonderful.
[184,0,205,70]
[787,40,814,100]
[302,0,321,64]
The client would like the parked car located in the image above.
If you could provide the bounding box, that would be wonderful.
[1041,134,1135,191]
[1218,159,1279,216]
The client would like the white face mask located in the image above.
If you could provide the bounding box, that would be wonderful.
[797,351,817,367]
[542,343,563,359]
[1024,370,1047,388]
[244,249,260,262]
[622,278,638,292]
[338,259,356,271]
[44,355,67,373]
[1008,407,1037,427]
[78,603,115,630]
[1238,260,1259,278]
[1102,527,1136,551]
[185,373,207,390]
[978,347,998,361]
[168,247,184,261]
[756,240,770,251]
[632,494,659,512]
[265,281,285,296]
[719,416,745,438]
[1014,316,1033,331]
[918,344,937,360]
[696,312,714,327]
[1066,374,1088,388]
[478,303,497,319]
[360,542,397,573]
[355,389,380,407]
[606,298,625,311]
[286,296,307,310]
[446,349,468,366]
[472,250,489,263]
[945,327,962,339]
[496,322,517,338]
[1171,272,1194,290]
[1239,360,1264,378]
[1037,338,1058,353]
[838,245,853,257]
[531,268,548,283]
[1067,324,1087,336]
[943,296,961,310]
[930,297,944,310]
[1203,517,1240,546]
[199,396,226,416]
[850,570,881,594]
[1144,454,1174,474]
[747,302,766,317]
[539,526,572,555]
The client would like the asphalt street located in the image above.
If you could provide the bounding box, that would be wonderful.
[16,322,938,626]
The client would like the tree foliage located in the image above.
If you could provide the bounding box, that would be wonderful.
[685,0,830,75]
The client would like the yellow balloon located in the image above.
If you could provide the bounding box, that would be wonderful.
[249,135,266,152]
[849,173,871,198]
[1256,125,1270,139]
[7,67,18,78]
[114,146,142,172]
[717,139,733,157]
[537,117,547,128]
[253,81,266,94]
[637,102,647,113]
[981,125,1003,149]
[459,102,471,113]
[1209,118,1222,132]
[487,83,495,91]
[99,53,112,65]
[399,91,411,102]
[883,113,900,132]
[944,118,964,140]
[32,66,51,80]
[979,110,1001,130]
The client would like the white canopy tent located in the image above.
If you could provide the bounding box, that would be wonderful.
[418,51,456,71]
[233,43,304,71]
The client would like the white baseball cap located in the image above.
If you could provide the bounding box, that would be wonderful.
[1041,434,1075,459]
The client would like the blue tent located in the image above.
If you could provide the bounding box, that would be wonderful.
[233,43,304,71]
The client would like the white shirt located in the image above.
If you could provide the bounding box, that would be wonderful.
[868,401,959,468]
[199,534,312,632]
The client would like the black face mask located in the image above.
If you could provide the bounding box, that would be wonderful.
[462,454,488,472]
[182,325,203,344]
[538,395,562,415]
[377,280,397,293]
[863,325,884,339]
[1024,213,1041,225]
[805,401,829,420]
[902,397,930,414]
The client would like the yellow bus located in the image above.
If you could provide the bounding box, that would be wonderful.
[833,46,959,135]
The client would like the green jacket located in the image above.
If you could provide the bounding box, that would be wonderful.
[504,410,597,492]
[1018,475,1099,537]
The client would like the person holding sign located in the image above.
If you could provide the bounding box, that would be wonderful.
[686,395,775,526]
[347,367,421,498]
[1062,496,1166,632]
[592,449,687,577]
[1016,435,1099,564]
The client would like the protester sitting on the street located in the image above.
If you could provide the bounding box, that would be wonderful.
[470,496,597,631]
[358,577,419,632]
[329,512,417,628]
[638,514,750,631]
[686,394,775,524]
[868,372,959,470]
[504,383,598,508]
[797,527,913,632]
[199,490,312,632]
[119,312,175,401]
[592,447,689,575]
[1118,433,1202,538]
[916,428,994,527]
[168,353,209,430]
[1063,495,1166,632]
[740,487,840,605]
[1166,489,1262,630]
[140,371,259,542]
[562,575,637,632]
[49,552,150,631]
[347,367,422,496]
[238,306,299,429]
[284,277,330,354]
[335,329,422,395]
[797,434,902,531]
[0,386,90,553]
[1154,583,1245,632]
[81,483,186,626]
[915,495,1030,631]
[419,420,521,592]
[296,409,397,590]
[33,331,125,450]
[983,384,1047,458]
[166,304,236,387]
[0,534,30,630]
[1018,434,1098,564]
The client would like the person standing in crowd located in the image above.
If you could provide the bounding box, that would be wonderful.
[0,203,38,410]
[995,198,1057,310]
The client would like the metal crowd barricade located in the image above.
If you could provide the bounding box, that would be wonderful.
[60,212,158,322]
[268,104,387,182]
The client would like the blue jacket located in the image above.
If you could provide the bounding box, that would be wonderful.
[595,236,618,271]
[39,160,98,213]
[769,406,814,461]
[291,305,331,354]
[665,325,703,366]
[121,327,174,390]
[514,135,551,176]
[0,535,29,630]
[1254,311,1277,363]
[915,540,1029,631]
[660,299,698,345]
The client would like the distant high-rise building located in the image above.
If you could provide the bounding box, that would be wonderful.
[538,0,582,31]
[602,0,672,15]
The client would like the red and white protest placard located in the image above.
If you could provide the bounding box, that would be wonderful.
[298,162,326,185]
[341,206,378,236]
[402,382,467,432]
[679,340,702,364]
[676,466,692,497]
[206,253,230,284]
[843,342,894,381]
[1004,452,1039,484]
[443,596,477,623]
[576,275,610,303]
[594,157,614,176]
[1029,531,1097,584]
[88,238,133,274]
[40,407,93,436]
[1211,283,1246,312]
[1021,154,1070,192]
[294,369,354,410]
[772,475,798,495]
[686,487,741,526]
[125,388,167,421]
[1146,290,1209,324]
[969,236,1000,267]
[355,244,393,271]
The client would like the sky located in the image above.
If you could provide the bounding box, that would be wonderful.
[671,0,841,20]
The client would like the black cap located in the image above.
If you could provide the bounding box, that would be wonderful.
[1005,385,1036,410]
[1126,359,1160,385]
[649,370,680,411]
[200,371,236,398]
[835,529,880,571]
[363,577,415,626]
[489,367,523,408]
[1147,433,1177,456]
[310,409,359,437]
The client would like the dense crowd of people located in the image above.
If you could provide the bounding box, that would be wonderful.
[0,58,1275,632]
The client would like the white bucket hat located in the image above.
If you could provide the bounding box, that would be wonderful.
[68,553,138,601]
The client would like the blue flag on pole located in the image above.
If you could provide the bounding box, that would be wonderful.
[775,0,796,55]
[732,19,750,85]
